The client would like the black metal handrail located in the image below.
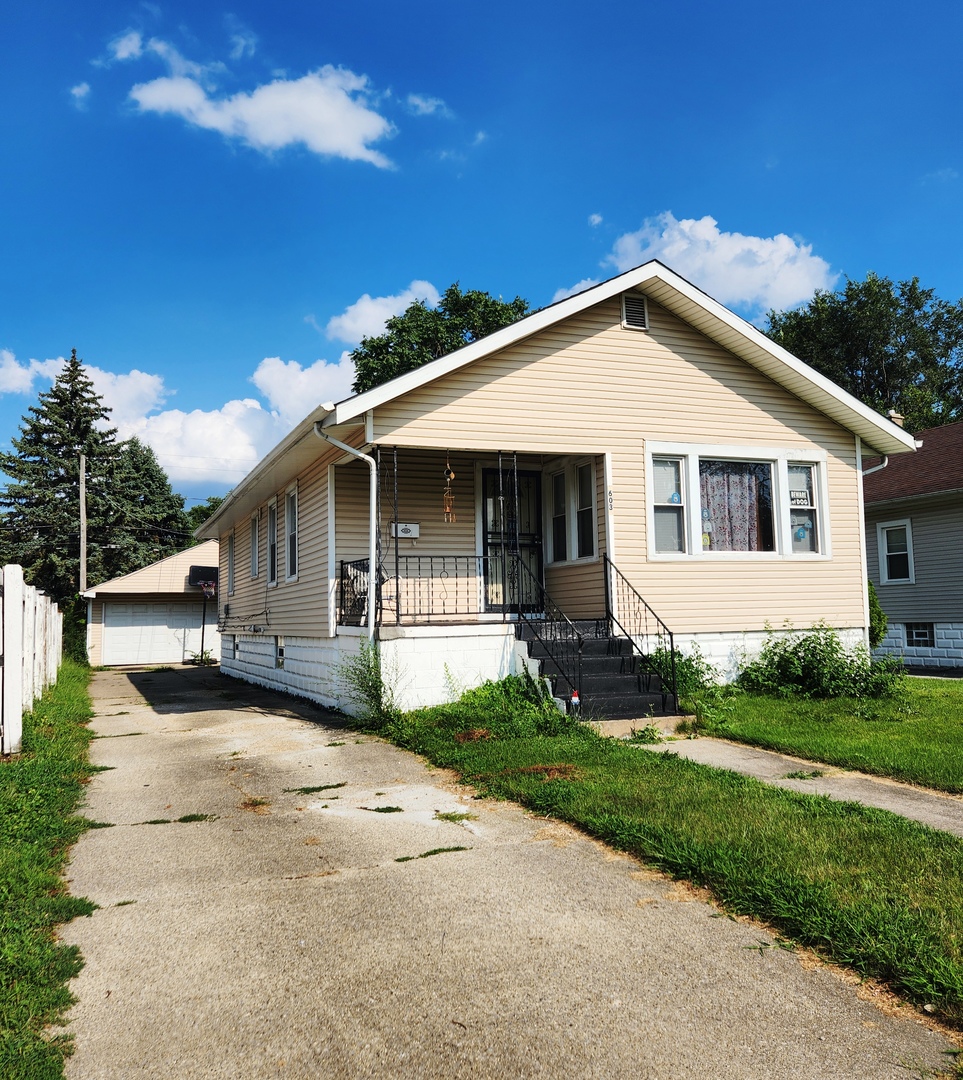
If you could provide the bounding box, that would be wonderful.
[512,556,583,705]
[603,554,678,714]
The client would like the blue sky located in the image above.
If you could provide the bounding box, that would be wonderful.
[3,0,962,502]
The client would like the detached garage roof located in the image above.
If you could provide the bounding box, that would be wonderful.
[82,540,219,598]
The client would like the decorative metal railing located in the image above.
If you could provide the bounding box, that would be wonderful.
[512,557,583,703]
[603,554,678,713]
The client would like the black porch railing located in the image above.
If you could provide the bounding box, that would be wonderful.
[603,554,678,714]
[338,554,542,624]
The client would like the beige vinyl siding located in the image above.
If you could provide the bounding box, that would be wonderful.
[866,497,963,622]
[220,449,333,638]
[371,296,865,634]
[88,600,104,663]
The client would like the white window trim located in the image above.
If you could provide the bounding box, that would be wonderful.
[545,457,599,566]
[877,518,915,585]
[285,483,299,583]
[267,497,278,587]
[645,442,831,560]
[250,513,259,578]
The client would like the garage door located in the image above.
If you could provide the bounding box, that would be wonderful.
[102,602,214,665]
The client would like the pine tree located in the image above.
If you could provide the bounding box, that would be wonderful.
[0,351,189,604]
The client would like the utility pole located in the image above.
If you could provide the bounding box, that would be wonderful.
[79,453,87,594]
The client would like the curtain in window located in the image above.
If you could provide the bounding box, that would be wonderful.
[699,460,774,551]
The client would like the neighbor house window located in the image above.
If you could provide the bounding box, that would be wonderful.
[250,515,259,578]
[547,460,596,562]
[267,499,278,585]
[285,485,298,580]
[905,623,934,648]
[877,519,914,584]
[648,446,827,557]
[227,531,235,595]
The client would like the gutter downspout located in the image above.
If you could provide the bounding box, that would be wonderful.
[313,423,377,639]
[862,455,889,477]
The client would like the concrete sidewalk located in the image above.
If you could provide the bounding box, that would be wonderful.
[595,718,963,839]
[62,668,957,1079]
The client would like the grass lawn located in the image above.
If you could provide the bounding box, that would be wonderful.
[0,660,96,1080]
[364,676,963,1033]
[685,676,963,792]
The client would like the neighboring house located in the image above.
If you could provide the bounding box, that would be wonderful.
[864,420,963,668]
[84,540,221,666]
[196,261,914,716]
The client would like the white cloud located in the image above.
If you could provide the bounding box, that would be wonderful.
[122,398,287,486]
[325,280,440,343]
[552,278,600,303]
[86,366,169,426]
[144,37,223,82]
[129,64,396,166]
[588,213,602,227]
[921,168,959,185]
[70,83,91,108]
[226,16,258,61]
[606,212,836,315]
[110,30,143,61]
[250,354,355,425]
[0,351,62,394]
[406,93,451,117]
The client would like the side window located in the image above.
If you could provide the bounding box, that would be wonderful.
[652,457,685,553]
[286,486,298,579]
[878,520,914,584]
[267,500,278,585]
[551,472,567,562]
[250,515,259,578]
[227,530,235,595]
[576,463,595,558]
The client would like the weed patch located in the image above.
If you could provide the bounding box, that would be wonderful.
[434,811,477,823]
[283,782,346,795]
[396,846,470,862]
[366,805,403,813]
[0,661,98,1078]
[176,814,217,823]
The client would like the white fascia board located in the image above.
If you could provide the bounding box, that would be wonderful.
[323,261,916,458]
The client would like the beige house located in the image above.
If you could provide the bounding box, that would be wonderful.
[196,261,915,716]
[84,540,220,666]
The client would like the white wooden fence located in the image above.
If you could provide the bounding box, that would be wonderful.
[1,565,63,755]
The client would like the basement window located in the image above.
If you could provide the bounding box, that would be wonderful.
[905,623,934,648]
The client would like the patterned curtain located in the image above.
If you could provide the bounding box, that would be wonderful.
[699,461,773,551]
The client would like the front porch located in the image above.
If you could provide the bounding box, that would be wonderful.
[331,446,678,717]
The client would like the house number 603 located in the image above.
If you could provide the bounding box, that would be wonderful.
[607,489,614,510]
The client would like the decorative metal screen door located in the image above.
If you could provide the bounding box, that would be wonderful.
[482,468,543,612]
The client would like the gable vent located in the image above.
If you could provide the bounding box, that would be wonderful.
[621,292,649,331]
[621,291,652,328]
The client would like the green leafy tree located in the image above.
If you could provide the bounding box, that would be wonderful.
[185,494,226,537]
[766,273,963,432]
[0,351,188,605]
[351,283,530,394]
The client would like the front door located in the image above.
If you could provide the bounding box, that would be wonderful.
[482,469,542,612]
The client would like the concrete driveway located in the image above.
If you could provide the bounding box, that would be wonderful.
[62,667,957,1079]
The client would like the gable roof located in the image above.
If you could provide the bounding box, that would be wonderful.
[197,261,916,538]
[320,260,917,455]
[863,421,963,504]
[82,540,220,597]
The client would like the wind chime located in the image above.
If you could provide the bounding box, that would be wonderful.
[443,454,456,523]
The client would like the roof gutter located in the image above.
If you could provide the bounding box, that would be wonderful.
[313,423,377,639]
[863,455,889,477]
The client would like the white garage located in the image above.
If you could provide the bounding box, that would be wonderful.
[84,541,221,667]
[101,601,215,665]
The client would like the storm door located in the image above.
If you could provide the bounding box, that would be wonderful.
[482,468,543,612]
